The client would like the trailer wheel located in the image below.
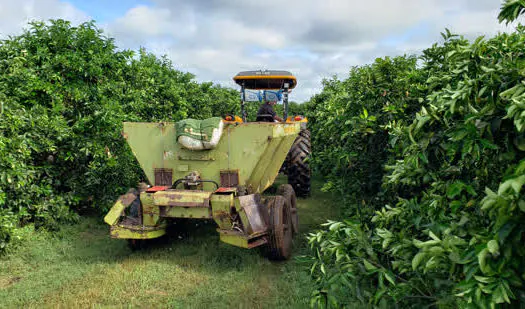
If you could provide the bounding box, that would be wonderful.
[127,239,146,251]
[277,184,299,235]
[287,129,311,197]
[266,196,293,260]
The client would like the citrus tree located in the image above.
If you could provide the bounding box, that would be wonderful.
[305,10,525,308]
[0,20,238,251]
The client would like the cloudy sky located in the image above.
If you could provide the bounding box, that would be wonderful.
[0,0,517,101]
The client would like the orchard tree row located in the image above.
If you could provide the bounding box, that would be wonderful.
[0,20,240,250]
[303,2,525,308]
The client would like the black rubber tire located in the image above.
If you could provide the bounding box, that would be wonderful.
[266,196,293,261]
[287,129,311,197]
[277,184,299,235]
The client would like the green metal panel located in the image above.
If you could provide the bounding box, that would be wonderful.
[110,224,167,239]
[153,190,211,207]
[104,200,126,226]
[247,133,297,192]
[211,194,234,230]
[161,206,211,219]
[151,190,212,219]
[141,192,159,226]
[123,122,300,194]
[234,198,250,232]
[219,231,249,248]
[218,229,268,249]
[104,192,137,225]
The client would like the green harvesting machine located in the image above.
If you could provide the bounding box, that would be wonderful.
[104,70,310,260]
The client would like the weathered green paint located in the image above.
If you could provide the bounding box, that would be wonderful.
[110,223,167,239]
[122,122,300,193]
[104,192,138,226]
[234,198,250,232]
[217,229,268,249]
[141,192,160,226]
[104,200,126,226]
[247,133,297,193]
[161,206,211,219]
[153,190,211,207]
[211,194,234,230]
[219,231,249,248]
[105,121,298,247]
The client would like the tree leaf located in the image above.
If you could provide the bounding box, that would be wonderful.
[412,252,426,270]
[363,260,378,272]
[478,248,490,274]
[429,231,441,241]
[447,181,465,198]
[519,200,525,212]
[487,240,499,255]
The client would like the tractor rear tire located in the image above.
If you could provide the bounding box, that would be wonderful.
[266,196,293,261]
[287,129,311,197]
[277,184,299,235]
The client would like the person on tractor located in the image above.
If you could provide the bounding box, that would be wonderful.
[256,100,283,122]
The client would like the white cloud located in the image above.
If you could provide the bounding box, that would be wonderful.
[112,6,173,37]
[103,0,515,101]
[0,0,89,37]
[0,0,518,101]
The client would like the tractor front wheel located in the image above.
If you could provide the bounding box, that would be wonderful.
[287,129,311,197]
[266,196,293,260]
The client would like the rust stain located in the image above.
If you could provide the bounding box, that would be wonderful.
[214,210,230,219]
[119,192,137,206]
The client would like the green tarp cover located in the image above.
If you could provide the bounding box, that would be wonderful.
[176,117,222,142]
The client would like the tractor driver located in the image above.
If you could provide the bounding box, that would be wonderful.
[256,100,283,122]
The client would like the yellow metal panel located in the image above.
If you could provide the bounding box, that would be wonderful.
[219,233,248,248]
[104,200,126,225]
[211,194,234,229]
[141,193,160,226]
[162,206,211,219]
[218,229,267,249]
[110,224,166,239]
[233,75,296,80]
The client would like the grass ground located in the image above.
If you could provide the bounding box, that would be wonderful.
[0,178,340,308]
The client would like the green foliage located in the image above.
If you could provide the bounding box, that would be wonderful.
[499,0,525,24]
[305,24,525,308]
[0,20,238,251]
[305,55,425,214]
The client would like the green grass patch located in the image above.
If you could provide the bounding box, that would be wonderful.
[0,177,340,308]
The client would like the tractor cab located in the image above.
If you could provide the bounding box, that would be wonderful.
[232,70,303,123]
